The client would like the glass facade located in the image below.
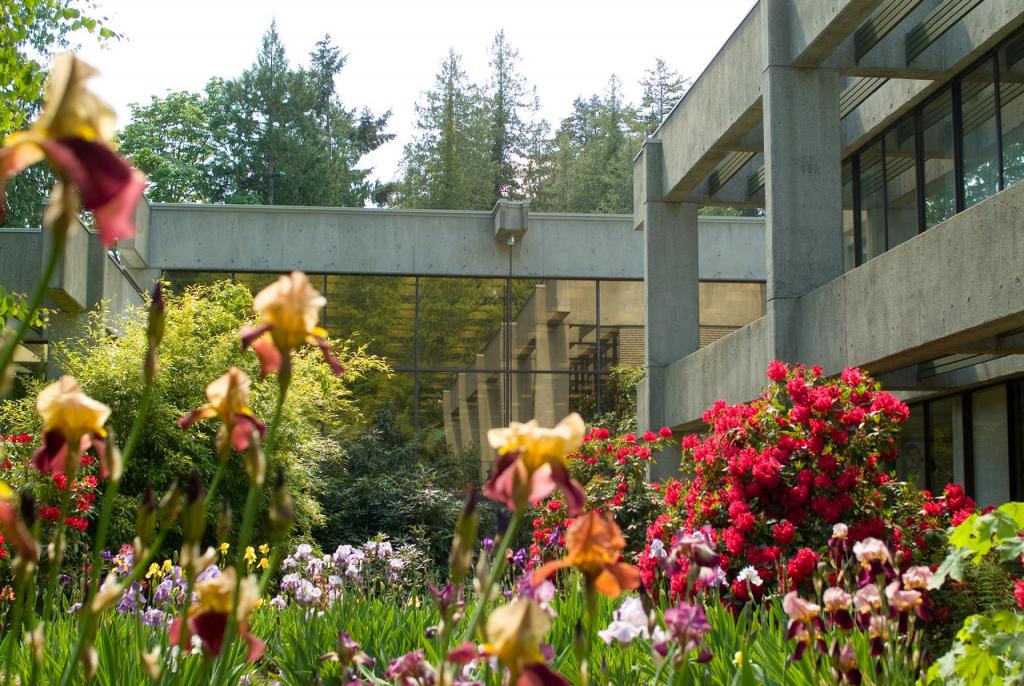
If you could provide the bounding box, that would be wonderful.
[843,26,1024,268]
[902,378,1024,507]
[164,272,766,465]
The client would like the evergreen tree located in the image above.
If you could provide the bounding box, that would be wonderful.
[395,50,492,209]
[532,77,644,214]
[484,31,539,202]
[121,23,392,208]
[639,58,689,133]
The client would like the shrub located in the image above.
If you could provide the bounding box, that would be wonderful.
[313,406,492,567]
[0,281,389,554]
[636,363,966,603]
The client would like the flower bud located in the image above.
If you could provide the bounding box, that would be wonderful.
[144,283,165,384]
[217,501,232,545]
[448,487,479,586]
[157,481,182,529]
[141,647,162,681]
[244,433,266,487]
[136,482,156,545]
[181,470,206,545]
[101,431,123,483]
[269,466,293,537]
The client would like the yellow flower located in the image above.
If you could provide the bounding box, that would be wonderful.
[146,563,162,579]
[483,413,586,513]
[733,651,744,666]
[0,54,145,246]
[244,546,256,565]
[241,272,344,377]
[192,568,259,622]
[162,559,172,573]
[257,557,269,570]
[484,598,550,671]
[32,376,110,474]
[258,543,269,555]
[179,368,265,454]
[218,542,229,555]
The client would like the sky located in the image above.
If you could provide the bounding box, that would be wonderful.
[76,0,758,183]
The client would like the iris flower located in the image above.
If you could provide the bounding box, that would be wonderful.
[178,368,265,454]
[0,482,36,561]
[31,376,110,476]
[0,54,144,246]
[483,413,586,513]
[484,598,568,685]
[169,568,264,661]
[241,272,343,377]
[532,511,640,598]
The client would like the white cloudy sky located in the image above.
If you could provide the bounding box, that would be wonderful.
[76,0,757,183]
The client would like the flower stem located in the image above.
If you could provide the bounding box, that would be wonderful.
[1,565,34,686]
[0,233,64,391]
[41,481,74,624]
[459,508,525,644]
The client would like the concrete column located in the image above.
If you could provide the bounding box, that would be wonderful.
[639,140,700,480]
[762,0,844,362]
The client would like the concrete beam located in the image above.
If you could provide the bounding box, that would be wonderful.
[788,0,885,67]
[144,203,766,282]
[44,219,89,311]
[879,354,1024,394]
[834,0,1024,78]
[657,171,1024,429]
[651,6,764,201]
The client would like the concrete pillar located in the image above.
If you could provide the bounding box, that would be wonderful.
[639,140,700,480]
[45,311,86,378]
[762,0,844,362]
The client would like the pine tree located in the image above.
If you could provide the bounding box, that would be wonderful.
[484,31,539,203]
[639,58,690,133]
[396,50,491,209]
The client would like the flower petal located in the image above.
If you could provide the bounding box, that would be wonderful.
[518,663,570,686]
[189,610,229,657]
[315,337,345,376]
[545,460,585,514]
[31,430,68,474]
[531,559,570,587]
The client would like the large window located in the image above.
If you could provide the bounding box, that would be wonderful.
[165,271,766,466]
[843,27,1024,269]
[902,377,1024,507]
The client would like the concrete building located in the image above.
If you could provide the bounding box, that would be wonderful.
[635,0,1024,506]
[0,202,765,473]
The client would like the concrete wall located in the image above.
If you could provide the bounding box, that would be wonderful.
[658,182,1024,430]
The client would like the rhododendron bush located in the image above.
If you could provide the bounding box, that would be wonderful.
[638,362,973,603]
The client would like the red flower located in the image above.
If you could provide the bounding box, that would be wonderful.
[766,360,788,381]
[1014,580,1024,609]
[773,521,795,546]
[39,506,60,521]
[659,426,673,439]
[786,548,818,585]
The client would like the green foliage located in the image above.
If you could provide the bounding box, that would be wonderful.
[928,611,1024,685]
[314,406,491,567]
[585,365,645,435]
[927,502,1024,684]
[0,284,47,328]
[118,23,393,208]
[0,280,389,551]
[395,50,494,210]
[931,502,1024,588]
[531,77,646,214]
[116,91,217,203]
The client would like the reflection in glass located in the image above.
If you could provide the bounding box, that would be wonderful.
[234,272,290,295]
[699,282,766,347]
[971,385,1010,507]
[842,159,856,271]
[163,270,230,295]
[858,140,886,262]
[896,408,926,490]
[1001,33,1024,187]
[599,281,645,368]
[418,277,506,369]
[961,57,1000,209]
[510,372,591,426]
[921,90,957,228]
[323,275,415,368]
[885,116,919,248]
[511,280,598,373]
[441,370,505,469]
[928,397,955,492]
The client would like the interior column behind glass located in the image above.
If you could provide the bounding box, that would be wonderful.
[922,90,957,228]
[971,385,1010,507]
[960,57,1000,209]
[858,140,886,262]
